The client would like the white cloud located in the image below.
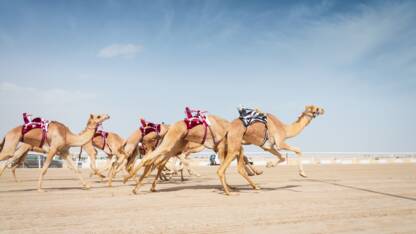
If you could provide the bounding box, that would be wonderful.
[0,82,96,105]
[97,43,143,58]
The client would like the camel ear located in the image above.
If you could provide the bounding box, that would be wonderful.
[90,114,94,119]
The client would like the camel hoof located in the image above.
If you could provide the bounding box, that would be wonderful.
[255,170,263,175]
[253,185,261,190]
[37,189,46,192]
[195,173,201,177]
[132,189,139,195]
[299,172,307,178]
[84,184,91,190]
[227,185,236,190]
[150,188,157,192]
[123,176,130,184]
[266,161,275,168]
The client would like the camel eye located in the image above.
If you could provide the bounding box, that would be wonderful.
[97,115,101,119]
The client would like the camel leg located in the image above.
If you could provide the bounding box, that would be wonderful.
[180,169,184,181]
[0,144,32,177]
[132,164,154,194]
[150,158,170,192]
[243,155,263,175]
[0,129,22,162]
[264,146,285,168]
[37,148,58,192]
[123,151,160,183]
[281,142,306,177]
[107,156,119,187]
[11,149,30,182]
[83,142,105,179]
[61,151,90,189]
[236,148,260,190]
[179,153,200,177]
[215,140,236,191]
[217,150,236,195]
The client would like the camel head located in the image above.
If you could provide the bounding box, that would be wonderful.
[304,105,325,118]
[88,114,110,127]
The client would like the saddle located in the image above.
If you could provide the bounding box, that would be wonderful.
[184,107,210,129]
[93,126,109,150]
[238,106,269,147]
[139,118,162,152]
[238,106,267,127]
[21,113,49,147]
[183,107,211,144]
[140,118,161,136]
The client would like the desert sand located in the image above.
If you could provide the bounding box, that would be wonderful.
[1,164,415,233]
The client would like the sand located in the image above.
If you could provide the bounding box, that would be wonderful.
[1,164,415,233]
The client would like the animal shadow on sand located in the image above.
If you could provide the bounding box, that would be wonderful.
[305,178,416,202]
[150,184,301,194]
[0,183,126,193]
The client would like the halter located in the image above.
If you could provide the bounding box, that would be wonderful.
[302,111,317,119]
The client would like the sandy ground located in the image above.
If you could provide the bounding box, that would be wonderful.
[0,164,416,234]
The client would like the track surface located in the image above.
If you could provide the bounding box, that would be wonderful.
[1,164,416,233]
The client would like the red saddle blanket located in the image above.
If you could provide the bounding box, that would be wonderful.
[21,113,49,147]
[93,128,109,150]
[184,107,209,129]
[140,118,161,136]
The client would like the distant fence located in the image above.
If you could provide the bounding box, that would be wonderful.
[22,152,416,168]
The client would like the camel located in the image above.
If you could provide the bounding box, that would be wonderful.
[2,121,204,184]
[0,114,110,191]
[80,129,130,186]
[217,105,324,195]
[124,125,206,182]
[124,108,264,195]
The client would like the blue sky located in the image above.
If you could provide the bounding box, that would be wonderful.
[0,0,415,152]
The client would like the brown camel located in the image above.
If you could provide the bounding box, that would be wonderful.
[0,114,110,191]
[218,105,324,195]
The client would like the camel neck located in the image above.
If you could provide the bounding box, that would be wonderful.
[124,129,143,156]
[284,113,313,139]
[67,120,98,146]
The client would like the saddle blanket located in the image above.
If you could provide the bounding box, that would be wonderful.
[238,106,267,127]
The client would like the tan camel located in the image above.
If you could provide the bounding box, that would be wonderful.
[125,126,206,182]
[125,114,247,194]
[0,114,110,191]
[1,131,126,185]
[218,105,324,195]
[80,130,131,186]
[3,124,164,185]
